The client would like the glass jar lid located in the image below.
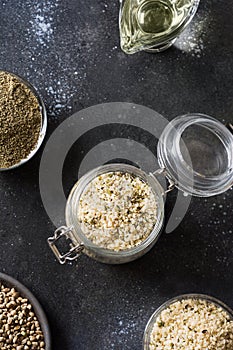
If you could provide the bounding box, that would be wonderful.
[157,114,233,197]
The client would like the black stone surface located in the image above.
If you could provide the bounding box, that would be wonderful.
[0,1,233,349]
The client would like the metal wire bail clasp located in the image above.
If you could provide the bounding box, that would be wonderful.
[150,168,176,195]
[48,226,84,265]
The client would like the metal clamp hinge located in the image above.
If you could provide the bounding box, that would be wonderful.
[48,226,84,265]
[151,168,176,195]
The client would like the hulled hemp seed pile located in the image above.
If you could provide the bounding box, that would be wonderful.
[78,171,158,251]
[0,283,45,350]
[149,298,233,350]
[0,71,42,169]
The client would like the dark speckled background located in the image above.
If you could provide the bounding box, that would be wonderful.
[0,1,233,349]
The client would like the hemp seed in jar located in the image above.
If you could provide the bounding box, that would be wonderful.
[78,171,158,251]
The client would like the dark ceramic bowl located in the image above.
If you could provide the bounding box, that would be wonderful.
[0,273,51,350]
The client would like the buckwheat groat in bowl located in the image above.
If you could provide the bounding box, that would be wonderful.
[143,294,233,350]
[0,273,51,350]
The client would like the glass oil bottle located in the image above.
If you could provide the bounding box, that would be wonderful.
[119,0,200,54]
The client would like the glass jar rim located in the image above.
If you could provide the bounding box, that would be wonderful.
[0,70,47,171]
[174,115,233,181]
[158,113,233,197]
[143,293,233,349]
[65,163,165,258]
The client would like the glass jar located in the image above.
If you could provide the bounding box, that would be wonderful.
[143,293,233,349]
[48,113,233,265]
[0,70,47,171]
[119,0,200,54]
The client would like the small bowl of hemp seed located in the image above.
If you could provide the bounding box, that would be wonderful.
[0,272,51,350]
[0,70,47,171]
[143,294,233,350]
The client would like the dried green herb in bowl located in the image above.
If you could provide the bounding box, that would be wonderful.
[0,71,47,170]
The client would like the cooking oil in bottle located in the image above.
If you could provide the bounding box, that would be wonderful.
[119,0,200,54]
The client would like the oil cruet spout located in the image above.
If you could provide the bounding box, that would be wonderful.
[119,0,200,54]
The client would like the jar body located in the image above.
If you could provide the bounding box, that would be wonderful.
[65,164,165,264]
[119,0,200,54]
